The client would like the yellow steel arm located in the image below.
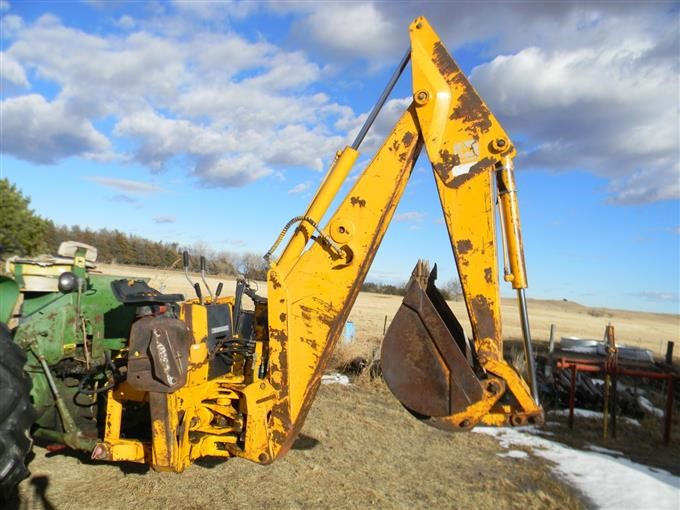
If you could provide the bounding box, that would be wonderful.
[262,16,540,461]
[266,108,422,459]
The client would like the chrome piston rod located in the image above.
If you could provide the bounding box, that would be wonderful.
[351,49,411,150]
[518,288,539,404]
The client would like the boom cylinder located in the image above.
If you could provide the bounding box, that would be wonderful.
[496,157,539,403]
[496,157,527,290]
[277,147,359,273]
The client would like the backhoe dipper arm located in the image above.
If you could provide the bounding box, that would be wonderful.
[262,17,540,462]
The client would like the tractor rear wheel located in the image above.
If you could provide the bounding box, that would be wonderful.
[0,323,35,500]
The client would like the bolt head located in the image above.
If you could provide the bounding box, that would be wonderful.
[414,90,430,106]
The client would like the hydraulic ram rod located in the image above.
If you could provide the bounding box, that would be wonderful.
[351,49,411,150]
[276,49,411,273]
[497,157,539,403]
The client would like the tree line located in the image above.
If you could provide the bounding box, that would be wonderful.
[1,178,461,295]
[0,178,268,280]
[361,280,462,300]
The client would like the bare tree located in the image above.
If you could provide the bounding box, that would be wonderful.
[443,279,462,301]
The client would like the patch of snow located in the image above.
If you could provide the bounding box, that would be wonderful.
[586,445,623,456]
[497,450,528,459]
[637,396,664,418]
[532,428,556,436]
[321,373,350,385]
[475,427,680,509]
[549,408,640,427]
[550,408,602,419]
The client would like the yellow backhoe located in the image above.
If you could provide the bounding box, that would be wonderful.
[1,16,542,486]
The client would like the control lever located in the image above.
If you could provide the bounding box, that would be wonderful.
[233,278,246,334]
[183,250,202,302]
[193,282,203,306]
[215,282,223,299]
[199,255,214,303]
[183,250,193,287]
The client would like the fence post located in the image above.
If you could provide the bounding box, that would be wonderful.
[549,324,556,354]
[569,364,577,430]
[666,341,674,365]
[664,376,673,444]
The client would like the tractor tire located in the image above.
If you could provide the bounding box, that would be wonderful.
[0,323,35,500]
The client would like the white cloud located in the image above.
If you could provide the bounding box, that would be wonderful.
[113,110,241,169]
[288,181,312,195]
[1,13,354,187]
[631,291,679,303]
[262,124,342,171]
[0,51,28,88]
[3,2,676,205]
[194,154,272,187]
[279,2,670,64]
[289,3,398,63]
[153,215,176,224]
[0,1,10,12]
[9,18,185,117]
[276,1,679,204]
[114,15,135,30]
[188,33,274,81]
[86,176,165,194]
[0,95,111,164]
[241,50,320,91]
[394,211,425,222]
[0,14,23,38]
[171,0,255,21]
[471,34,678,203]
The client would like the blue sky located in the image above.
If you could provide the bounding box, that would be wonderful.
[0,1,678,314]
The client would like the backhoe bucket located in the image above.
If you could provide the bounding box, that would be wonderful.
[381,261,485,419]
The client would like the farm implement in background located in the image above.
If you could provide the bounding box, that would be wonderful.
[546,326,677,444]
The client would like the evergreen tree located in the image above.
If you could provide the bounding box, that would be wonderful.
[0,178,48,256]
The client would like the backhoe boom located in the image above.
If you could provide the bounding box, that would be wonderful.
[262,16,542,461]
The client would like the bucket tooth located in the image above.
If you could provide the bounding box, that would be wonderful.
[381,262,484,418]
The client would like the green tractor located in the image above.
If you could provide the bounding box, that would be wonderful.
[0,241,146,497]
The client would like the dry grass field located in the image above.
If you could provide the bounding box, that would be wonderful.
[11,263,678,509]
[97,263,679,358]
[15,382,585,510]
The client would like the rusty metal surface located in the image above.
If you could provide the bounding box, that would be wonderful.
[264,110,424,462]
[148,392,176,469]
[382,270,484,417]
[556,354,677,444]
[127,316,191,393]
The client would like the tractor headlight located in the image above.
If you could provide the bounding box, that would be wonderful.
[58,272,78,293]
